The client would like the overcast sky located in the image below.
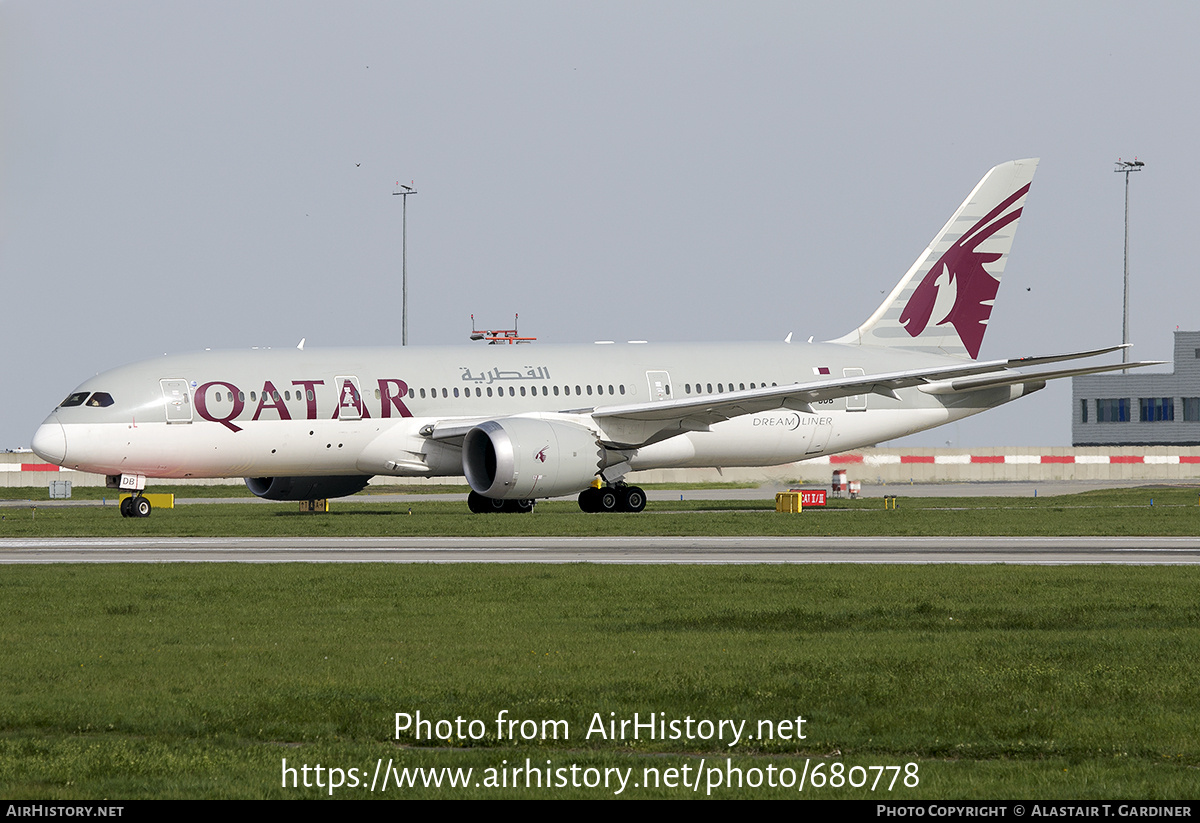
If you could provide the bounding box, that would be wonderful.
[3,1,1196,450]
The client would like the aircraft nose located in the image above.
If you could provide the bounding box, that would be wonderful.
[31,419,67,465]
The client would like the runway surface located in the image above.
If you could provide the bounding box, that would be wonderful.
[4,535,1200,564]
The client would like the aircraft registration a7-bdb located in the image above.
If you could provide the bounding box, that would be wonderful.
[31,159,1154,517]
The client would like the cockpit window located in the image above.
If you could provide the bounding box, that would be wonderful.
[86,392,115,408]
[60,392,90,407]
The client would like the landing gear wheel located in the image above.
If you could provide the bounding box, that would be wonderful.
[132,496,152,518]
[119,497,133,518]
[578,488,599,513]
[468,491,525,513]
[619,485,647,513]
[597,488,620,512]
[468,491,503,513]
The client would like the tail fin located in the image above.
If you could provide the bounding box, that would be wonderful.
[832,158,1038,359]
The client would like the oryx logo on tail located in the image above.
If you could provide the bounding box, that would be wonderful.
[833,159,1038,360]
[898,183,1030,359]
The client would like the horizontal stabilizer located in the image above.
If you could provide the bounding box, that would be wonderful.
[920,360,1164,395]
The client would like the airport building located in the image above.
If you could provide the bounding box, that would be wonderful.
[1072,330,1200,446]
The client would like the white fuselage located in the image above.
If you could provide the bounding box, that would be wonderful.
[32,340,1023,487]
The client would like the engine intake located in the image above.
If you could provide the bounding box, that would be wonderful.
[463,417,603,499]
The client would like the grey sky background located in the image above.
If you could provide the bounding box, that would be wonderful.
[3,1,1195,451]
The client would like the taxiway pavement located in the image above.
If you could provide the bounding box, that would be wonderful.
[3,535,1200,564]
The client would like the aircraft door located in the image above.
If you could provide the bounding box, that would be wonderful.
[843,368,867,411]
[335,376,363,420]
[160,379,192,423]
[646,371,673,401]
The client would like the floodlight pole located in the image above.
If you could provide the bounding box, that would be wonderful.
[393,184,417,346]
[1114,159,1143,370]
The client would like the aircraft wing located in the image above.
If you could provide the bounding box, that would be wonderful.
[588,346,1160,448]
[419,344,1158,451]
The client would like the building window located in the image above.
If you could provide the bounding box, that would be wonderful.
[1096,398,1130,422]
[1183,398,1200,422]
[1080,399,1088,423]
[1140,397,1174,422]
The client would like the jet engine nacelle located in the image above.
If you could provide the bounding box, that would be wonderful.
[245,475,372,501]
[462,417,603,499]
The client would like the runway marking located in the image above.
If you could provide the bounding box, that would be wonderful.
[5,536,1200,564]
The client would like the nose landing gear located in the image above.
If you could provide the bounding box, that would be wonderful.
[120,494,152,518]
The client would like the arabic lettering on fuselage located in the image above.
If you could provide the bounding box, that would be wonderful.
[459,366,551,384]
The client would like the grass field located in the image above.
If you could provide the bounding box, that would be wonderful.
[1,563,1198,799]
[2,487,1198,799]
[2,486,1199,537]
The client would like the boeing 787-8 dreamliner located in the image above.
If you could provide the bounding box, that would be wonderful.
[31,159,1152,516]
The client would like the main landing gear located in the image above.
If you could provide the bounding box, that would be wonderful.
[578,484,647,513]
[467,491,535,514]
[464,485,648,514]
[120,494,152,518]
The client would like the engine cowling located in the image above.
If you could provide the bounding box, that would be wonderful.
[244,475,372,501]
[462,417,603,499]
